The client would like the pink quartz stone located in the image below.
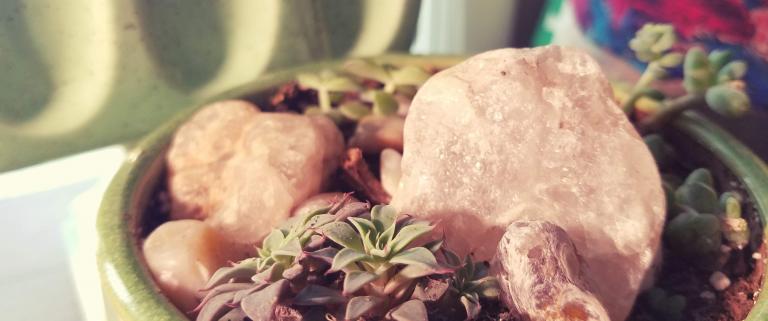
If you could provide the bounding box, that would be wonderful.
[492,220,609,321]
[167,101,344,255]
[391,46,665,320]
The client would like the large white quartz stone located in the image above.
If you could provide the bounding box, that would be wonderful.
[391,46,665,320]
[167,100,344,256]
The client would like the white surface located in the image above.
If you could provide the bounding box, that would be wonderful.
[0,145,125,321]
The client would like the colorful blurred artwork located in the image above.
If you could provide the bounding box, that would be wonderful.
[572,0,768,109]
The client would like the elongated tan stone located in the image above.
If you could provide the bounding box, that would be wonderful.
[391,46,665,320]
[492,220,609,321]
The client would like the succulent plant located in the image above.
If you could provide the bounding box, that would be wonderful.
[439,250,501,320]
[643,134,674,169]
[643,287,686,321]
[665,168,723,257]
[622,23,751,133]
[297,70,361,121]
[344,59,431,94]
[322,204,448,320]
[719,191,750,250]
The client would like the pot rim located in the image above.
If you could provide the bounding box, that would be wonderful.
[96,54,768,321]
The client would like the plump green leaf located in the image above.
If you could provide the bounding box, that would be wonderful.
[390,247,439,267]
[322,222,364,251]
[389,223,434,254]
[398,263,450,279]
[665,211,722,255]
[251,263,284,283]
[303,106,323,116]
[471,276,501,299]
[657,52,683,68]
[460,292,482,320]
[323,75,361,92]
[371,205,398,232]
[331,248,368,272]
[685,168,714,187]
[343,271,379,295]
[720,192,742,219]
[304,213,336,230]
[675,182,719,214]
[339,102,371,121]
[344,59,391,83]
[372,91,399,116]
[296,73,322,89]
[717,61,747,83]
[391,66,431,87]
[705,84,750,117]
[644,134,673,168]
[241,280,289,321]
[708,49,732,72]
[345,296,386,320]
[293,285,346,306]
[683,48,712,94]
[388,299,428,321]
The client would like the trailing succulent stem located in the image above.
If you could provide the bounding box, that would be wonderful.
[622,23,751,134]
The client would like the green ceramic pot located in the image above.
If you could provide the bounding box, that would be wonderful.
[97,55,768,321]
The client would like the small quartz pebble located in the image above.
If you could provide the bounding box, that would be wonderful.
[143,220,230,312]
[380,148,403,195]
[700,291,716,300]
[492,220,610,321]
[752,252,763,260]
[348,115,405,153]
[709,271,731,291]
[392,46,665,320]
[167,100,344,255]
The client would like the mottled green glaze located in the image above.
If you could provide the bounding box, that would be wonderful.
[97,56,768,321]
[0,0,420,172]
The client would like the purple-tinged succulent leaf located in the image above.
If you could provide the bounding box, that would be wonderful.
[241,279,289,321]
[252,264,284,284]
[293,285,347,306]
[387,299,428,321]
[216,307,246,321]
[203,259,260,290]
[197,283,253,312]
[460,292,481,320]
[303,247,339,265]
[196,292,236,321]
[440,249,462,268]
[343,271,379,295]
[330,248,367,272]
[231,283,269,305]
[282,263,305,280]
[398,263,452,279]
[345,296,386,320]
[334,202,370,221]
[304,235,327,251]
[423,239,444,253]
[328,192,355,214]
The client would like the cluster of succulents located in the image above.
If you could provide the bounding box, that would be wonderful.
[622,23,751,133]
[195,196,500,321]
[296,59,430,123]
